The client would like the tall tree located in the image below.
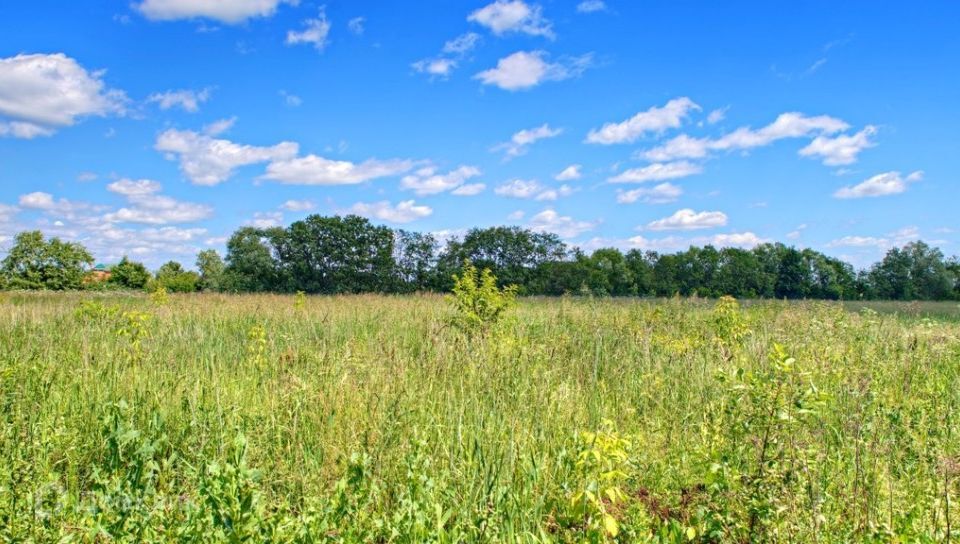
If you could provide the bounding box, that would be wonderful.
[109,256,151,289]
[1,230,93,290]
[196,249,225,292]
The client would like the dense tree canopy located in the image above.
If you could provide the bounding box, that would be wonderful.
[109,257,151,289]
[1,218,958,300]
[1,231,94,290]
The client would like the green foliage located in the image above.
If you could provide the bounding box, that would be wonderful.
[115,310,152,363]
[196,249,226,292]
[150,285,169,306]
[1,230,93,290]
[449,260,517,330]
[109,256,151,289]
[151,260,200,293]
[564,419,634,541]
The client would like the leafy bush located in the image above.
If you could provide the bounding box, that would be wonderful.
[448,260,517,330]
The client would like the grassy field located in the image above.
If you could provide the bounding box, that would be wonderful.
[1,292,959,542]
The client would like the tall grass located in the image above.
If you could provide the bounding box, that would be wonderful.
[1,292,958,541]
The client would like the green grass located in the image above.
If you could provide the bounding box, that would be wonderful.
[1,292,959,542]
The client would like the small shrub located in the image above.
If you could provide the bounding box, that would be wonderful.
[150,286,169,306]
[448,260,517,331]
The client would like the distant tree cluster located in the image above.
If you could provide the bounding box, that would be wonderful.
[2,220,959,301]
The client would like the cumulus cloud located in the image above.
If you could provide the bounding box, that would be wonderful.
[155,124,298,185]
[576,0,606,13]
[412,58,458,78]
[345,200,432,223]
[246,211,284,229]
[608,161,702,183]
[494,179,573,200]
[644,209,727,231]
[586,97,700,145]
[413,33,481,80]
[147,88,211,112]
[0,53,127,138]
[799,125,877,165]
[638,112,850,161]
[104,178,212,224]
[400,165,482,195]
[827,227,922,249]
[833,170,922,199]
[280,199,315,212]
[451,183,486,196]
[494,124,562,158]
[263,154,414,185]
[555,164,582,181]
[136,0,296,23]
[616,182,682,204]
[474,50,591,91]
[468,0,554,38]
[528,209,598,238]
[287,9,332,51]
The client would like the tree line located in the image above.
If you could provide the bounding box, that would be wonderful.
[2,215,959,300]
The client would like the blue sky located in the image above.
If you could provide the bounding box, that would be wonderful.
[1,0,957,268]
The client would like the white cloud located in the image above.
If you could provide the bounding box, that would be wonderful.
[451,183,486,196]
[287,9,331,51]
[586,97,700,145]
[507,210,525,220]
[136,0,295,23]
[348,16,365,35]
[494,123,562,158]
[202,116,235,136]
[0,53,127,138]
[833,170,922,199]
[77,172,98,182]
[106,178,162,196]
[645,209,727,231]
[414,33,481,80]
[706,107,728,124]
[638,112,850,161]
[699,232,767,248]
[555,164,582,181]
[246,211,284,229]
[576,0,606,13]
[155,125,298,185]
[827,226,924,251]
[799,125,876,165]
[400,165,482,195]
[495,179,544,198]
[280,199,315,212]
[19,192,55,210]
[468,1,553,38]
[616,182,682,204]
[528,209,598,238]
[263,154,414,185]
[103,178,212,224]
[608,161,702,183]
[412,58,457,77]
[0,203,19,223]
[443,32,481,54]
[147,88,211,112]
[279,90,302,107]
[474,50,591,91]
[346,200,432,223]
[534,184,575,201]
[494,179,574,201]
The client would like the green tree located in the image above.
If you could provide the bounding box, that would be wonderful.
[153,261,200,293]
[393,230,438,292]
[273,215,395,294]
[196,249,225,292]
[1,230,93,290]
[109,257,151,289]
[223,227,284,292]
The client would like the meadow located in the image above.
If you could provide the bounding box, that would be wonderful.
[1,290,959,542]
